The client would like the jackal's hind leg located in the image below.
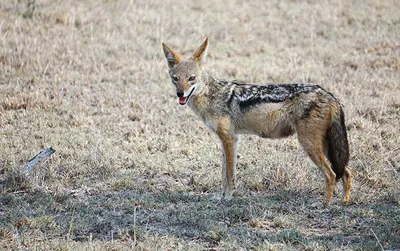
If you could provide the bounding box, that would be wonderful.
[310,152,336,206]
[342,167,351,205]
[297,131,336,206]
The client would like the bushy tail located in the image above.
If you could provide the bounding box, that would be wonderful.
[327,107,349,180]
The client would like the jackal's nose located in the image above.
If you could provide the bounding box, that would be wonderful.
[177,91,184,98]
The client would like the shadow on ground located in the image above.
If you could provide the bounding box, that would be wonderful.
[1,188,399,249]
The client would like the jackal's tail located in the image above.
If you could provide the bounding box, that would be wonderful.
[326,107,349,180]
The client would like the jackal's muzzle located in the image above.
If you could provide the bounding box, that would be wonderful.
[177,86,196,105]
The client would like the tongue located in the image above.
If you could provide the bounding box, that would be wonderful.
[179,97,188,105]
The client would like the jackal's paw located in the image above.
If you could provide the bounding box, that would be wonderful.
[221,189,234,201]
[222,193,233,201]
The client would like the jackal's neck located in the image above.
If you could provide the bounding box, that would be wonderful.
[188,71,232,113]
[196,72,224,96]
[187,72,215,109]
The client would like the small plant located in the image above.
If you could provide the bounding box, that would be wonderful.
[22,0,36,19]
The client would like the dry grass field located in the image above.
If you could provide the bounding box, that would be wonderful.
[1,0,399,249]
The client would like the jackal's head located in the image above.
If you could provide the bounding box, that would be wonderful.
[162,38,208,105]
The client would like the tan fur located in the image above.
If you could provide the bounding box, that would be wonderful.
[192,37,208,67]
[342,168,351,204]
[162,43,182,69]
[216,117,237,199]
[162,38,351,206]
[239,103,295,138]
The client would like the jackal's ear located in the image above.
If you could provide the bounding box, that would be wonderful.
[162,43,181,68]
[192,37,209,66]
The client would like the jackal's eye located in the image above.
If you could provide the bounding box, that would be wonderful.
[188,76,196,81]
[172,76,179,82]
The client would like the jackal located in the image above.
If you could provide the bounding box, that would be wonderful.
[162,38,351,206]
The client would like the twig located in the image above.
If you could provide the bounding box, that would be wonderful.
[21,147,55,176]
[133,204,137,245]
[133,202,140,247]
[370,229,384,251]
[67,207,76,247]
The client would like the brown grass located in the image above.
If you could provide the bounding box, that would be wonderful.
[1,0,399,249]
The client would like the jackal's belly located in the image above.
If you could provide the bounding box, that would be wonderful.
[236,106,295,139]
[260,123,295,138]
[237,120,295,139]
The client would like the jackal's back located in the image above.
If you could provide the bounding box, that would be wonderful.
[207,80,340,117]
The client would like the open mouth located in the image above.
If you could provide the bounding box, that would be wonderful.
[178,87,196,105]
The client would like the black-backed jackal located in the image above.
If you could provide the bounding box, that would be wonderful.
[162,38,351,206]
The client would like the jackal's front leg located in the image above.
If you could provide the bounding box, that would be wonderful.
[217,119,237,201]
